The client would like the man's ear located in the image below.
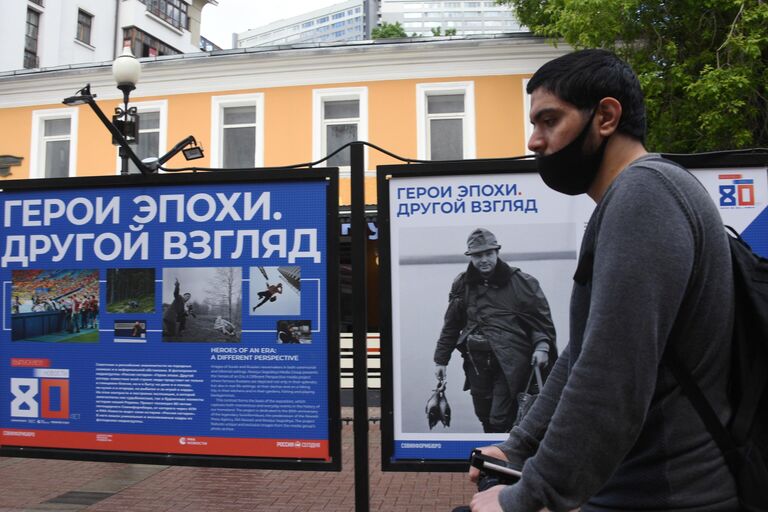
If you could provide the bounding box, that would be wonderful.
[597,97,622,137]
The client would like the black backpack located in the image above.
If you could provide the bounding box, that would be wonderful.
[666,226,768,511]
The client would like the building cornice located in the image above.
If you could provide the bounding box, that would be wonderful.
[0,36,569,108]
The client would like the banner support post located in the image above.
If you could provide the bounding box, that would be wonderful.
[351,141,370,512]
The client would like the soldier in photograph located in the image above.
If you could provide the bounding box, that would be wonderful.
[434,228,557,433]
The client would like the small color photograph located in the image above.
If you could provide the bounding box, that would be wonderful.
[114,320,147,343]
[250,266,301,316]
[11,269,100,343]
[106,268,155,313]
[276,319,312,344]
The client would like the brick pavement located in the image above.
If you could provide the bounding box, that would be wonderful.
[0,409,476,512]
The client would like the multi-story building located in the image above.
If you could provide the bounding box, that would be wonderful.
[237,0,377,48]
[0,32,566,332]
[380,0,523,37]
[236,0,521,49]
[1,0,217,73]
[0,34,562,184]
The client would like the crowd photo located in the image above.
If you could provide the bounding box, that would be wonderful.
[11,269,100,342]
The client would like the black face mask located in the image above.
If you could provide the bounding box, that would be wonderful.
[535,109,608,196]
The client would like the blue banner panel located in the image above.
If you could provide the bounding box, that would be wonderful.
[0,174,338,467]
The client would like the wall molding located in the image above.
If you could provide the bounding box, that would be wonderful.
[0,37,570,108]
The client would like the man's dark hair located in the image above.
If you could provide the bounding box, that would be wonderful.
[527,49,646,142]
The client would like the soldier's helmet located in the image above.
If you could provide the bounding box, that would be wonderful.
[464,228,501,255]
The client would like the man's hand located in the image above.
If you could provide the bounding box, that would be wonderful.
[435,364,447,381]
[531,349,548,368]
[470,484,555,512]
[469,445,507,483]
[470,484,504,512]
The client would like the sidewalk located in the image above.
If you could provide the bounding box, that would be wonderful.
[0,408,476,512]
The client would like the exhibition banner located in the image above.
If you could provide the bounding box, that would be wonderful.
[379,158,767,470]
[378,161,593,468]
[690,166,768,257]
[0,171,340,469]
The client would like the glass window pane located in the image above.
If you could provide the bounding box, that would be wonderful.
[140,111,160,130]
[223,126,255,168]
[430,118,463,160]
[324,100,359,120]
[138,132,159,159]
[427,94,465,114]
[127,143,143,175]
[326,124,357,167]
[223,106,256,125]
[128,131,161,173]
[45,140,70,178]
[44,118,71,136]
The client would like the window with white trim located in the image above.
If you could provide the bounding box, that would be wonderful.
[30,109,78,179]
[313,88,368,168]
[417,82,475,160]
[523,78,533,155]
[211,94,264,169]
[120,100,167,174]
[76,9,93,45]
[25,8,41,69]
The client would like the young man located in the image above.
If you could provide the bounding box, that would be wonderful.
[434,228,556,433]
[71,295,81,333]
[467,49,737,511]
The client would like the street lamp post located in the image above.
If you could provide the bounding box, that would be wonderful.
[112,46,141,175]
[63,47,203,175]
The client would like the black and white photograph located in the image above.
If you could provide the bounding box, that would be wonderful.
[276,319,312,344]
[106,268,155,313]
[395,223,577,435]
[431,226,558,433]
[387,172,594,447]
[162,267,242,342]
[249,266,301,316]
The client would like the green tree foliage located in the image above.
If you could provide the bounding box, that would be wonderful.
[497,0,768,152]
[430,27,459,36]
[372,21,407,39]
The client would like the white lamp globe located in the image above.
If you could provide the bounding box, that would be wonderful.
[112,46,141,87]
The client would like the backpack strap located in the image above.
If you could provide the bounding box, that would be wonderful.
[606,156,744,469]
[724,227,768,445]
[663,348,741,473]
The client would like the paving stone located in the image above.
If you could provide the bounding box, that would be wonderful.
[0,408,476,511]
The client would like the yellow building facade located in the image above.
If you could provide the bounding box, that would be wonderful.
[0,36,567,204]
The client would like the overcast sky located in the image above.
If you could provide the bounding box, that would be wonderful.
[201,0,344,49]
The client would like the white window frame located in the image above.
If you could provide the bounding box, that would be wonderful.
[312,87,368,174]
[210,93,265,169]
[416,81,476,160]
[29,108,78,179]
[523,78,533,155]
[76,9,94,46]
[114,100,168,175]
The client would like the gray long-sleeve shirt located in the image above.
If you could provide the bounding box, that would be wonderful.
[497,155,739,511]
